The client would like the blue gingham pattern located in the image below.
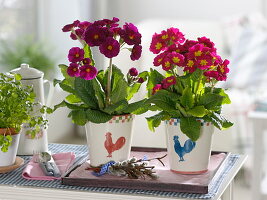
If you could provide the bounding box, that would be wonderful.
[165,119,210,127]
[0,143,240,199]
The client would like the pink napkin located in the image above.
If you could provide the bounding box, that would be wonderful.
[22,152,75,180]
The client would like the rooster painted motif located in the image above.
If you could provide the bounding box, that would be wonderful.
[173,135,196,161]
[104,132,126,157]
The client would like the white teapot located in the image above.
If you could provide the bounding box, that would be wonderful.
[10,63,54,155]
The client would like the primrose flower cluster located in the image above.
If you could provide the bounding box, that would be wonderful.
[62,17,142,80]
[150,27,230,93]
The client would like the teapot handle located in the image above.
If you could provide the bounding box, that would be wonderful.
[43,80,54,107]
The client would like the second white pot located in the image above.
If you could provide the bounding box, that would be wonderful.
[85,114,134,167]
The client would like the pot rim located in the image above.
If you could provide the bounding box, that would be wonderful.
[0,128,19,135]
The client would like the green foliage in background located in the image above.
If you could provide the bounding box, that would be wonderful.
[0,36,57,79]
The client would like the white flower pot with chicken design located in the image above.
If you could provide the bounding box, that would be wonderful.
[85,114,134,167]
[166,118,214,174]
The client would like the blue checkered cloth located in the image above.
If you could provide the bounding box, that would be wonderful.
[0,143,240,199]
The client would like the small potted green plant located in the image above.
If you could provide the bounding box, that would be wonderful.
[54,18,148,166]
[146,27,233,174]
[0,73,48,167]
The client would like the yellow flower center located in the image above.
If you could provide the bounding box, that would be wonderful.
[73,68,77,72]
[200,60,208,66]
[167,79,173,83]
[172,57,180,63]
[75,53,80,58]
[194,51,202,57]
[161,34,168,40]
[171,36,176,40]
[158,58,163,63]
[155,42,163,50]
[220,66,225,73]
[86,68,91,72]
[129,35,134,39]
[187,60,194,67]
[94,34,99,39]
[107,45,113,50]
[164,61,171,67]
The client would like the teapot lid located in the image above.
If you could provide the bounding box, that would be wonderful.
[10,63,44,79]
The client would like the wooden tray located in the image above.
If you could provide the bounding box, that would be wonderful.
[61,147,230,194]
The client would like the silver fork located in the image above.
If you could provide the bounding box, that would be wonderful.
[33,150,54,176]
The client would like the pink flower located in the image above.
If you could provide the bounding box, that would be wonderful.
[83,25,109,47]
[162,58,173,71]
[137,77,144,83]
[152,84,162,95]
[196,54,213,70]
[79,65,98,80]
[99,37,120,58]
[162,76,176,89]
[167,27,185,44]
[129,67,138,76]
[198,37,216,52]
[188,44,205,58]
[68,47,84,63]
[70,28,84,40]
[153,52,167,66]
[67,63,80,77]
[82,58,92,65]
[204,71,219,80]
[130,44,142,61]
[178,40,198,53]
[150,34,166,54]
[120,23,142,45]
[78,21,92,30]
[184,59,196,73]
[62,20,80,32]
[169,52,184,66]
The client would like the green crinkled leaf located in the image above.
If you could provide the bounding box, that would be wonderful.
[59,64,75,87]
[110,78,128,104]
[180,117,201,141]
[127,83,141,101]
[66,94,82,104]
[147,69,164,97]
[64,101,86,110]
[53,100,66,111]
[205,113,233,130]
[132,103,152,115]
[187,106,208,117]
[92,78,105,109]
[199,93,224,110]
[146,112,169,132]
[74,78,99,108]
[103,100,128,114]
[69,109,87,126]
[123,99,146,114]
[84,44,95,66]
[85,109,112,123]
[59,82,76,94]
[181,86,194,109]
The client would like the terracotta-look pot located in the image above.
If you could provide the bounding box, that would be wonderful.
[85,114,134,167]
[165,118,214,174]
[0,128,20,167]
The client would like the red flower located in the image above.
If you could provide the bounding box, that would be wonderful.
[79,65,98,80]
[120,23,142,45]
[83,25,109,47]
[169,52,184,66]
[152,84,162,95]
[68,47,84,63]
[167,27,185,44]
[150,34,166,54]
[153,52,167,66]
[67,63,80,77]
[99,37,120,58]
[162,76,176,89]
[128,67,138,76]
[62,20,80,32]
[130,44,142,61]
[162,58,173,71]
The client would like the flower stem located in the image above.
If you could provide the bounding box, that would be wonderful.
[106,58,113,106]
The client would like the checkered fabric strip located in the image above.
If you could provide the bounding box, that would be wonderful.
[165,119,211,127]
[0,144,239,199]
[109,114,133,124]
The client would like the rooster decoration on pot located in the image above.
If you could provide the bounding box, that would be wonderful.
[173,135,196,162]
[104,132,126,157]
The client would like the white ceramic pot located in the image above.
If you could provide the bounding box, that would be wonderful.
[85,114,134,166]
[166,118,214,174]
[0,129,20,167]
